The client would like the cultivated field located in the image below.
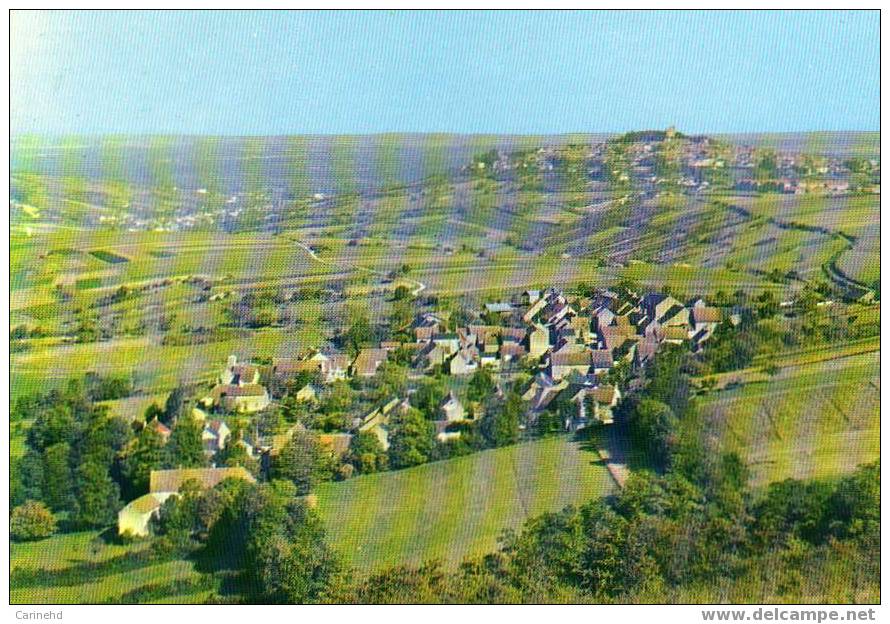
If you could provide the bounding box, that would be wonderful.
[10,532,212,604]
[698,349,880,485]
[315,435,614,572]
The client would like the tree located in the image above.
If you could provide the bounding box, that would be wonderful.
[755,149,778,181]
[387,407,435,469]
[342,307,374,356]
[368,362,408,403]
[10,501,56,541]
[123,424,167,496]
[751,478,835,547]
[389,299,415,337]
[144,402,165,423]
[165,417,207,468]
[27,404,76,451]
[73,458,121,528]
[645,345,692,416]
[535,408,563,436]
[625,398,678,467]
[215,438,260,475]
[11,450,45,507]
[467,367,495,403]
[251,509,343,603]
[84,372,133,401]
[411,377,448,420]
[42,442,75,512]
[164,386,186,424]
[823,460,879,545]
[481,391,522,447]
[241,486,343,603]
[392,285,411,301]
[347,430,387,474]
[273,430,331,495]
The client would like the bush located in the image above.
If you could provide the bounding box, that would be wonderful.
[10,500,57,541]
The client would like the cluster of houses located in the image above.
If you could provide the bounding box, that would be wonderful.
[188,286,728,446]
[404,287,727,431]
[119,286,731,537]
[468,130,876,196]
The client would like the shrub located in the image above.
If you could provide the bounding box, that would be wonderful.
[10,500,57,541]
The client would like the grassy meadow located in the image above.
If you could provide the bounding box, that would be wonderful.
[698,349,880,485]
[10,531,213,604]
[315,435,614,572]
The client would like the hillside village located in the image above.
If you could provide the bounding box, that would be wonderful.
[12,130,879,234]
[116,285,733,535]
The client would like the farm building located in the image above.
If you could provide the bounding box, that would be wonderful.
[117,492,175,537]
[149,466,256,494]
[352,348,389,377]
[204,383,270,413]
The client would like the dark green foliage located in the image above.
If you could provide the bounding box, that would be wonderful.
[27,404,77,450]
[248,496,343,603]
[752,461,880,549]
[341,308,375,357]
[347,430,388,474]
[122,425,167,496]
[410,377,448,419]
[84,372,134,401]
[467,367,495,403]
[480,391,522,447]
[698,324,757,373]
[11,450,45,507]
[215,438,260,475]
[163,386,186,424]
[534,408,563,435]
[42,443,76,512]
[643,345,692,416]
[387,407,435,469]
[366,362,408,403]
[144,402,165,423]
[161,479,342,603]
[273,429,332,494]
[13,379,134,527]
[822,460,879,545]
[621,397,678,468]
[72,458,122,528]
[165,417,207,469]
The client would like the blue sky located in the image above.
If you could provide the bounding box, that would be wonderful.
[11,10,879,135]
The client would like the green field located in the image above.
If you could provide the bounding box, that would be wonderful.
[698,350,880,485]
[10,532,213,604]
[8,134,881,602]
[315,435,614,572]
[10,435,612,602]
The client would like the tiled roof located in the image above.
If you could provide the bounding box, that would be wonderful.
[352,348,388,375]
[590,350,614,368]
[127,492,166,514]
[149,467,255,493]
[210,383,267,399]
[692,306,722,323]
[551,351,591,367]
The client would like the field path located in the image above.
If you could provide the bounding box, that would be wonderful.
[292,239,427,296]
[594,424,632,488]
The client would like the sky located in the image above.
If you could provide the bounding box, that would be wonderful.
[10,10,880,135]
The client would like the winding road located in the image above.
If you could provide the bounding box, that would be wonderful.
[292,240,427,297]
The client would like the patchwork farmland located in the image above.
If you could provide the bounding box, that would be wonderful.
[9,131,880,603]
